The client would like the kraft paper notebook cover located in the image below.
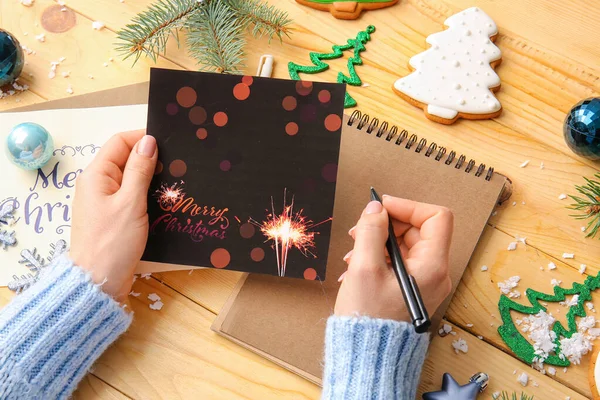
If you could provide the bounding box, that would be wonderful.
[212,111,509,384]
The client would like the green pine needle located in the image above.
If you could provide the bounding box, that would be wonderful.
[115,0,292,73]
[568,172,600,238]
[186,1,246,73]
[115,0,203,64]
[225,0,292,41]
[494,391,534,400]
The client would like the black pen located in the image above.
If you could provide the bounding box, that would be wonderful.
[370,187,431,334]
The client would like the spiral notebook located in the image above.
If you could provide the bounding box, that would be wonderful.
[212,111,510,384]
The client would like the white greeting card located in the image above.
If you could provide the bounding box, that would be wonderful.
[0,105,192,287]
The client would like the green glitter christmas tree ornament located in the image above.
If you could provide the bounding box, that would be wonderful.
[288,25,375,108]
[498,272,600,367]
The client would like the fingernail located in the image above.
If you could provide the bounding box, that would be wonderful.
[348,226,356,237]
[343,250,353,263]
[338,271,347,282]
[365,200,382,214]
[137,135,157,158]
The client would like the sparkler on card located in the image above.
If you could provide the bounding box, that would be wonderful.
[155,181,186,207]
[251,190,331,277]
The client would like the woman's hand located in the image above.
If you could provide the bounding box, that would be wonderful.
[70,130,157,303]
[334,196,454,322]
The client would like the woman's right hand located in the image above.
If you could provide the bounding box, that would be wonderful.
[334,195,454,322]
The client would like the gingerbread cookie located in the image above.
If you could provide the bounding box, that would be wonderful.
[393,7,502,125]
[590,345,600,399]
[295,0,398,20]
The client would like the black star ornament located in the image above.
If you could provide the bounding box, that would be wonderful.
[423,372,489,400]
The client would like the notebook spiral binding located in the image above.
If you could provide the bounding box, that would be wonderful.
[347,111,494,181]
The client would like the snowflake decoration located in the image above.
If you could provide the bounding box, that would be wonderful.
[0,203,17,250]
[8,239,68,293]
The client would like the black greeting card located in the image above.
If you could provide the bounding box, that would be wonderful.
[142,68,345,280]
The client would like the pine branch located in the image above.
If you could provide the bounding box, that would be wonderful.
[186,1,246,73]
[224,0,292,40]
[115,0,204,64]
[569,172,600,238]
[495,392,534,400]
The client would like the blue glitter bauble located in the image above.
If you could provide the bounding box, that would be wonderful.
[5,123,54,170]
[564,98,600,161]
[0,29,24,87]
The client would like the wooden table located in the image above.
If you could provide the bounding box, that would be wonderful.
[2,0,599,398]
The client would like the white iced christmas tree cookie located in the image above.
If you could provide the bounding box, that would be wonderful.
[591,345,600,399]
[393,7,502,124]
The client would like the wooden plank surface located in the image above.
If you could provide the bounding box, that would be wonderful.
[2,0,599,398]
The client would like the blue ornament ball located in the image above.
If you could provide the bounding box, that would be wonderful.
[0,29,25,87]
[5,123,54,170]
[564,98,600,161]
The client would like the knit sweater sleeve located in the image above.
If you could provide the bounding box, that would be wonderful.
[0,255,132,400]
[322,316,430,400]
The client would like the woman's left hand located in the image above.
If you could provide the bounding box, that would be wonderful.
[70,130,158,303]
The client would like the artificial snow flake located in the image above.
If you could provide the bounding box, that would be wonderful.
[581,226,586,232]
[438,323,454,336]
[35,33,46,42]
[141,273,152,279]
[66,85,74,95]
[481,265,488,272]
[517,372,528,386]
[61,71,70,78]
[559,333,592,364]
[148,293,161,302]
[507,242,517,251]
[547,367,556,376]
[129,291,140,297]
[498,276,520,295]
[149,300,164,310]
[551,279,562,287]
[579,264,587,274]
[452,338,468,354]
[466,323,474,327]
[565,294,579,307]
[540,162,545,169]
[548,262,557,270]
[577,315,596,332]
[519,160,530,168]
[20,0,34,6]
[522,311,557,363]
[559,194,568,200]
[562,253,574,259]
[92,21,105,30]
[21,44,36,55]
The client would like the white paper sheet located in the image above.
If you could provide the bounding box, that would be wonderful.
[0,105,196,287]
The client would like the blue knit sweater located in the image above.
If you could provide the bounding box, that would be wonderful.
[0,257,429,399]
